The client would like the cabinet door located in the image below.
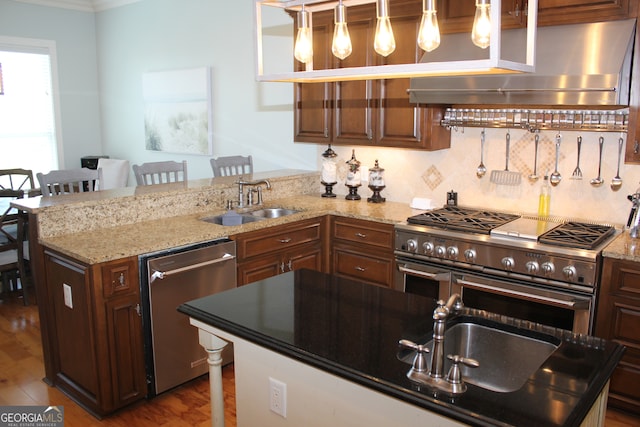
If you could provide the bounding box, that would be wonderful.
[100,258,146,410]
[105,293,147,409]
[294,13,333,142]
[595,258,640,415]
[333,11,376,144]
[536,0,634,25]
[238,256,282,286]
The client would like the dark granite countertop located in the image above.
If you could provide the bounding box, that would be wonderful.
[178,269,624,427]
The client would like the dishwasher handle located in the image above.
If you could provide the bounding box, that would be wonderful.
[150,253,235,282]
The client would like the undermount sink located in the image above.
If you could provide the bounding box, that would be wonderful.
[247,208,300,218]
[201,207,301,226]
[399,318,560,393]
[201,214,263,225]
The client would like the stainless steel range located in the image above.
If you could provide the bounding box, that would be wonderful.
[394,206,618,335]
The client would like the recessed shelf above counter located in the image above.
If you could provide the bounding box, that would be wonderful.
[441,107,629,133]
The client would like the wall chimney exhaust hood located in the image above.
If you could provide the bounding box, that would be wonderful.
[409,19,636,107]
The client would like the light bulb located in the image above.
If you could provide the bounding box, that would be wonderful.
[471,0,491,49]
[417,0,440,52]
[332,2,352,60]
[374,0,395,57]
[294,6,313,64]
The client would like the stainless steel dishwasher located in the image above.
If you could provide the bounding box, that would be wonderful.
[140,238,236,396]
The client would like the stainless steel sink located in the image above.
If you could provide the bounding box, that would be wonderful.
[201,207,300,226]
[247,208,300,218]
[201,214,263,225]
[400,320,559,393]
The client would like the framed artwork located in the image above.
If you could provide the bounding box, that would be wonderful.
[142,67,213,155]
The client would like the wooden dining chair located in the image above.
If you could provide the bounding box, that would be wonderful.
[0,168,36,196]
[0,189,29,304]
[37,167,103,196]
[210,155,253,177]
[132,160,188,185]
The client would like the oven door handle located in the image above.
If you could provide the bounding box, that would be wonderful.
[398,265,451,282]
[456,278,590,310]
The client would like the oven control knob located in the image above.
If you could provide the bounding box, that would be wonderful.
[525,261,539,274]
[501,257,515,271]
[446,246,459,259]
[406,239,418,252]
[435,246,446,258]
[423,242,434,255]
[541,262,555,276]
[464,249,476,262]
[563,265,577,280]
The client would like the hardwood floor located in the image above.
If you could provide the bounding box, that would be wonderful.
[0,289,638,426]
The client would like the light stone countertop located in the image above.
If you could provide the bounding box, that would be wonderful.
[41,195,425,264]
[601,231,640,263]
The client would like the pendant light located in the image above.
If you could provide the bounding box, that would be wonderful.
[332,0,352,60]
[374,0,395,57]
[417,0,440,52]
[471,0,491,49]
[294,5,313,64]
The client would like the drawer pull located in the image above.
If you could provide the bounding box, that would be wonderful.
[355,233,367,238]
[279,238,292,244]
[355,266,366,272]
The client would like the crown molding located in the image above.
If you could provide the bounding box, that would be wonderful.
[11,0,141,12]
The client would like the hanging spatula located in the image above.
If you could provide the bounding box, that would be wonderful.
[490,131,522,186]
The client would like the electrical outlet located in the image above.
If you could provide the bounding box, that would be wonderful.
[269,377,287,418]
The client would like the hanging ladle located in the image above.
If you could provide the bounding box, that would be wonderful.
[590,136,605,187]
[477,129,487,178]
[528,133,540,182]
[550,133,562,186]
[611,136,624,191]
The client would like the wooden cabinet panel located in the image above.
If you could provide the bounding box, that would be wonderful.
[43,251,145,417]
[333,245,394,287]
[595,257,640,415]
[235,218,326,285]
[46,253,99,406]
[293,0,451,150]
[332,216,394,249]
[329,216,395,288]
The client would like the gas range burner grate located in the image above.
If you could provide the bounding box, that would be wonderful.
[407,206,520,234]
[538,222,616,250]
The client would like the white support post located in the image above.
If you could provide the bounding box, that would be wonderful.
[198,328,229,427]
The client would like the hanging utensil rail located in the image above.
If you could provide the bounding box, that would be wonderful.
[441,108,628,132]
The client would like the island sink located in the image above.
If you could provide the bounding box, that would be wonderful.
[399,316,560,393]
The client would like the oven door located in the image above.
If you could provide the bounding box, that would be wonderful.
[395,259,451,302]
[452,271,593,335]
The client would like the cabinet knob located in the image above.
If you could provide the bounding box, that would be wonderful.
[634,140,639,154]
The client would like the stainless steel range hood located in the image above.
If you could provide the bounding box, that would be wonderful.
[409,19,636,107]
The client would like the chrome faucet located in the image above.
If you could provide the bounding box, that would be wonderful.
[430,294,464,379]
[399,293,478,395]
[235,177,271,208]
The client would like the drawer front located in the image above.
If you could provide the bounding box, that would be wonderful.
[102,257,138,298]
[236,219,322,259]
[333,246,394,287]
[332,217,394,250]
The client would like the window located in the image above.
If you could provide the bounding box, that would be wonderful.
[0,37,63,179]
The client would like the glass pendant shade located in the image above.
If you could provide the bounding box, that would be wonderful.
[374,0,395,57]
[294,6,314,64]
[471,0,491,49]
[417,0,440,52]
[332,2,352,60]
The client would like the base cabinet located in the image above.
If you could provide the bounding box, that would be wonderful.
[43,251,146,417]
[330,216,395,288]
[233,217,327,286]
[595,257,640,415]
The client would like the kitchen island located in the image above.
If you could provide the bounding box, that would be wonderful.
[178,269,624,427]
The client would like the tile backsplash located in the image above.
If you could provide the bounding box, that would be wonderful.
[315,128,640,226]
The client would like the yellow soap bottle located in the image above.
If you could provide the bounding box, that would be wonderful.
[538,174,550,217]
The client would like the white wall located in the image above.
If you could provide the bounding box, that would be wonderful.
[94,0,317,182]
[0,0,102,169]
